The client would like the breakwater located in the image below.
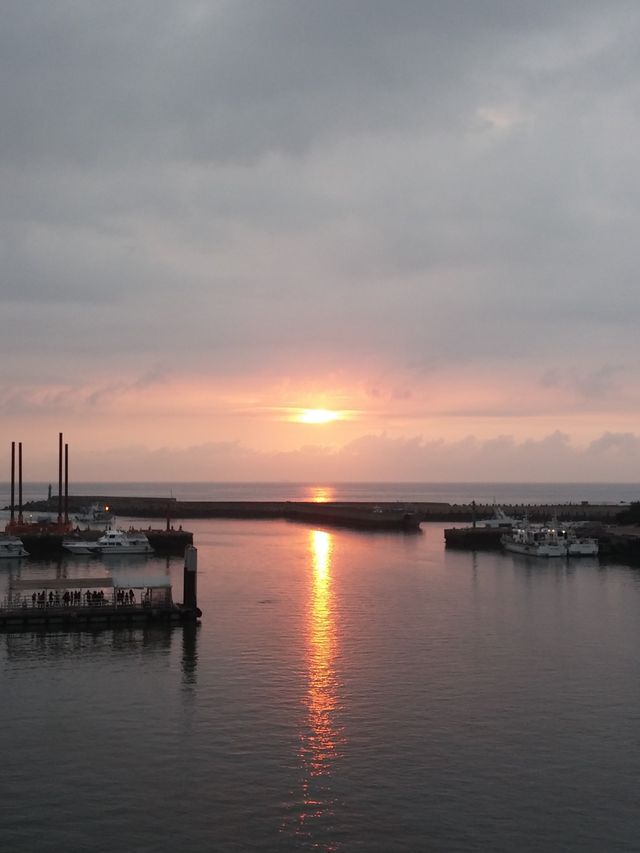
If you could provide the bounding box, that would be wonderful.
[21,497,627,521]
[17,496,629,528]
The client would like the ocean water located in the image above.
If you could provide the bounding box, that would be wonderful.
[2,480,640,507]
[2,518,640,852]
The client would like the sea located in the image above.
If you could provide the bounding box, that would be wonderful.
[2,483,640,852]
[1,480,640,507]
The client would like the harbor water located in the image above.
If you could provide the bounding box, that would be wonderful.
[3,517,640,851]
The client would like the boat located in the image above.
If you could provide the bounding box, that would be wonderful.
[561,527,599,556]
[73,503,115,528]
[0,535,29,558]
[63,528,154,556]
[94,529,154,556]
[501,523,567,557]
[62,537,101,555]
[479,506,526,529]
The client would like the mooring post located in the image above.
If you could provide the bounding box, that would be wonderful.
[183,545,198,612]
[471,500,476,529]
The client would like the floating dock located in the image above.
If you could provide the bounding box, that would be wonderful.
[8,528,193,558]
[0,546,202,633]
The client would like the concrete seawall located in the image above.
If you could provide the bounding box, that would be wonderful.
[18,496,628,526]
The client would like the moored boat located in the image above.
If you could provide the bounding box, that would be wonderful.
[479,506,526,529]
[95,529,154,556]
[62,538,101,555]
[63,528,154,556]
[501,523,567,557]
[0,535,29,559]
[73,503,115,528]
[502,520,599,558]
[562,527,599,556]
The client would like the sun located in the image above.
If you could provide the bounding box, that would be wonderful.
[297,408,342,424]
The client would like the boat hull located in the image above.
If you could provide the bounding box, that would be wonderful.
[503,540,567,557]
[0,538,29,558]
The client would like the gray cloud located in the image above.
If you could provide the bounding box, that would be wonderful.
[2,1,640,451]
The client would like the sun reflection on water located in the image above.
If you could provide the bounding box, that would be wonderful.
[307,486,335,503]
[293,528,344,847]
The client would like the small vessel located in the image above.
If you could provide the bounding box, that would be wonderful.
[0,535,29,559]
[62,537,101,555]
[562,527,599,556]
[501,523,567,557]
[94,529,154,556]
[479,506,526,529]
[63,529,154,556]
[73,503,115,528]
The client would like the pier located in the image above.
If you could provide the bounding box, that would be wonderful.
[11,527,193,557]
[0,546,202,632]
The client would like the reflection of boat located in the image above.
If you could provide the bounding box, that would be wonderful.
[63,529,154,556]
[501,523,567,557]
[0,535,29,558]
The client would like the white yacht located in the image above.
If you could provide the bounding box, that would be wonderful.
[63,529,154,556]
[62,537,101,555]
[0,535,29,559]
[95,529,154,556]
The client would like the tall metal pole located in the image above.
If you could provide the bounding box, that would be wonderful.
[58,432,63,525]
[18,442,23,523]
[64,442,69,524]
[10,441,15,524]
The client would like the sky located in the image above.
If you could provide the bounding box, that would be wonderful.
[2,1,640,482]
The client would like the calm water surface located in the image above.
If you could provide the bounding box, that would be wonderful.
[2,519,640,852]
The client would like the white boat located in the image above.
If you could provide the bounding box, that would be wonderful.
[562,528,599,556]
[62,538,101,555]
[480,506,526,528]
[0,536,29,559]
[94,529,154,556]
[501,523,567,557]
[63,529,154,556]
[73,503,115,528]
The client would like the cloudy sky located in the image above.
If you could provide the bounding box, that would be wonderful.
[2,1,640,482]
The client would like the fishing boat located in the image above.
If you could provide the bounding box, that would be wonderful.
[562,527,599,556]
[479,506,526,528]
[73,503,115,528]
[501,523,567,557]
[0,535,29,559]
